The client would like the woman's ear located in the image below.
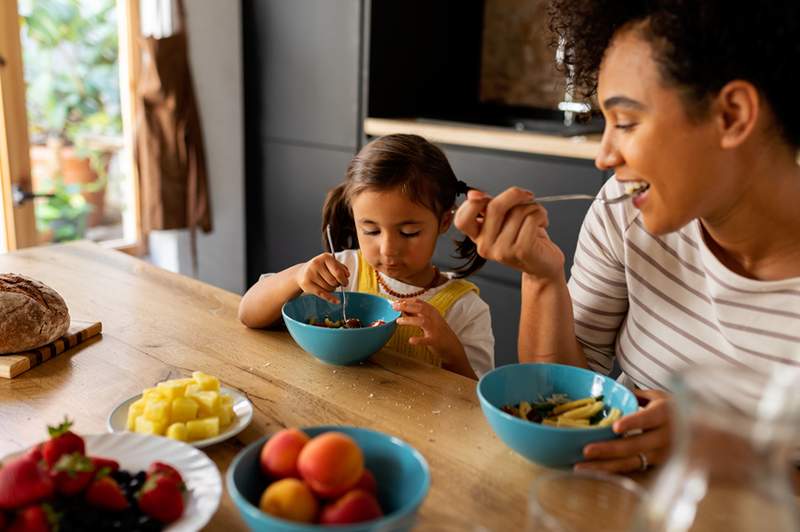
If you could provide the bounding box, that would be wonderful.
[714,80,760,150]
[439,209,454,234]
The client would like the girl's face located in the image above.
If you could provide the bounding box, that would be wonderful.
[595,28,732,235]
[350,188,449,286]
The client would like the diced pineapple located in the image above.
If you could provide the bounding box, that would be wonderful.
[192,371,220,392]
[166,422,189,441]
[171,396,199,423]
[157,379,190,400]
[126,399,147,430]
[218,403,233,427]
[186,417,220,440]
[142,387,163,401]
[135,415,168,436]
[185,383,201,396]
[188,390,221,418]
[143,398,170,423]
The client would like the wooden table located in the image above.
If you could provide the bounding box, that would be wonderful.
[0,241,649,530]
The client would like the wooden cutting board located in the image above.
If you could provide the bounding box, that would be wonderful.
[0,320,102,379]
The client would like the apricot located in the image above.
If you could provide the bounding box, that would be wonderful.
[260,428,310,479]
[297,431,364,498]
[319,489,383,525]
[258,478,318,523]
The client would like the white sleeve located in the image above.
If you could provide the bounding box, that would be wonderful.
[444,292,495,378]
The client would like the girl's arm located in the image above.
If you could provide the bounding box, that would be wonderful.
[238,264,304,328]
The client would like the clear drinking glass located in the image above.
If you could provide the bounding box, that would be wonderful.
[526,470,645,532]
[632,364,800,532]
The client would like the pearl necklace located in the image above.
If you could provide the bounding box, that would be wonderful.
[376,266,440,299]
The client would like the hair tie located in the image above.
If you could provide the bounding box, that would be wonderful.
[456,180,470,195]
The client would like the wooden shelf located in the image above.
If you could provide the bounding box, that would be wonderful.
[364,117,601,161]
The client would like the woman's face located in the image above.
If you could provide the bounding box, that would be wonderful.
[351,188,447,286]
[595,28,730,235]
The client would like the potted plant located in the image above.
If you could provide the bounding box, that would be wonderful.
[20,0,122,228]
[34,178,93,243]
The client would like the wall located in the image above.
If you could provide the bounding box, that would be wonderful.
[147,0,245,294]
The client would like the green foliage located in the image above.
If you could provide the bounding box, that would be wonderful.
[20,0,122,146]
[34,179,92,242]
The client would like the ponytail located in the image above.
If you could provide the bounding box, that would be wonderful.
[321,184,357,252]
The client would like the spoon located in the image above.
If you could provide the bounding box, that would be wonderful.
[534,184,649,204]
[325,224,348,325]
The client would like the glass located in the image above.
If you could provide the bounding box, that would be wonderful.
[526,470,645,532]
[632,365,800,532]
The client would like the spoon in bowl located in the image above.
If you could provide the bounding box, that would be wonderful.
[325,224,349,325]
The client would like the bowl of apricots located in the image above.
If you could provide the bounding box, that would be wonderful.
[107,370,254,448]
[226,426,430,532]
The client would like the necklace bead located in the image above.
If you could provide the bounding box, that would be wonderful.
[376,266,440,299]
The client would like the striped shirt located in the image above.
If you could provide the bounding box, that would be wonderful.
[568,178,800,392]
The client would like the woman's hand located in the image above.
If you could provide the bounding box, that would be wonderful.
[392,299,475,378]
[454,188,565,279]
[575,390,674,473]
[295,252,350,304]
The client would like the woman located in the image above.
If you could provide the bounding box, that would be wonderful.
[455,0,800,474]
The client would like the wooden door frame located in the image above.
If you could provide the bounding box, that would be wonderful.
[0,0,142,254]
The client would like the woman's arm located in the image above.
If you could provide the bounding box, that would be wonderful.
[238,264,304,328]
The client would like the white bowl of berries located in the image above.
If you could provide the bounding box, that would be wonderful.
[0,418,222,531]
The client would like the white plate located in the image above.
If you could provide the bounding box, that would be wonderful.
[107,386,253,449]
[86,432,222,532]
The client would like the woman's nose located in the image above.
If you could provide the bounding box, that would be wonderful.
[595,129,623,171]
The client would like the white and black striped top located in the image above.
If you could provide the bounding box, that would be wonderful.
[568,178,800,392]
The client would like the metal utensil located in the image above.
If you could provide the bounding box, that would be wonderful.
[325,224,348,324]
[535,185,648,205]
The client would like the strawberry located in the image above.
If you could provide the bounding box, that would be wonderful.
[146,462,183,487]
[51,452,95,496]
[137,473,184,524]
[7,504,58,532]
[89,456,119,474]
[85,474,128,511]
[42,418,85,468]
[0,455,53,510]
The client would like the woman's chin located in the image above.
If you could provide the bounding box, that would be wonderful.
[640,212,691,236]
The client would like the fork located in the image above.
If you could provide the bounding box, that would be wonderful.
[534,190,638,205]
[325,224,348,324]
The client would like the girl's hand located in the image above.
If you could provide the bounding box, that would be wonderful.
[454,188,565,280]
[392,299,475,376]
[575,390,673,474]
[295,252,350,304]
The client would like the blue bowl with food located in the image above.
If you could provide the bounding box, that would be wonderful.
[477,363,639,468]
[226,425,430,532]
[282,293,400,365]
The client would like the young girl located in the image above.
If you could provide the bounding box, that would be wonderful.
[239,134,494,379]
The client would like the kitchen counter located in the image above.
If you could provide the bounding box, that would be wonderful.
[0,241,651,530]
[364,117,602,161]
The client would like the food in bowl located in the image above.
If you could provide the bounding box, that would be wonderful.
[0,418,186,530]
[126,371,236,442]
[256,428,383,525]
[502,394,622,428]
[307,317,386,329]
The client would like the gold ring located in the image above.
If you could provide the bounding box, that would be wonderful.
[638,452,649,471]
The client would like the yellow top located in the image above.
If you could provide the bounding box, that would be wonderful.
[355,251,478,367]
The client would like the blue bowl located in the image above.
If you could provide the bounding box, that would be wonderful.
[477,363,639,468]
[282,293,400,365]
[226,426,430,532]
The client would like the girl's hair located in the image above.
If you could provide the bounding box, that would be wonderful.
[322,134,485,278]
[548,0,800,148]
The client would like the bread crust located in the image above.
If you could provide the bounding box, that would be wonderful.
[0,274,70,354]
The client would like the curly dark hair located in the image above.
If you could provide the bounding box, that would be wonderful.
[548,0,800,147]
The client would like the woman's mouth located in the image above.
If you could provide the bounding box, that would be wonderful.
[627,181,650,209]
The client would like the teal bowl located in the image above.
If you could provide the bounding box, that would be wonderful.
[282,293,400,365]
[477,363,639,468]
[226,426,430,532]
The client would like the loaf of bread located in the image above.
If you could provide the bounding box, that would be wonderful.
[0,273,70,354]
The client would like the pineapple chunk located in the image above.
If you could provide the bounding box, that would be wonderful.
[143,398,170,423]
[126,399,147,430]
[157,379,190,400]
[166,422,189,441]
[142,387,163,401]
[171,396,199,423]
[192,371,220,391]
[135,415,167,436]
[186,417,220,440]
[188,390,221,418]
